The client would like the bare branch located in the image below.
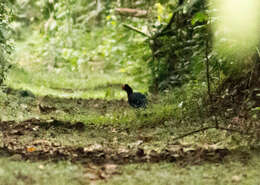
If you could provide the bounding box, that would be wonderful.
[115,8,147,17]
[123,24,151,38]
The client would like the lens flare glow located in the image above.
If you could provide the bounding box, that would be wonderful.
[212,0,260,57]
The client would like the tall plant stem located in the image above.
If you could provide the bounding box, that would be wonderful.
[205,34,211,103]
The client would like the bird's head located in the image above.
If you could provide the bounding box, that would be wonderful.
[122,84,133,94]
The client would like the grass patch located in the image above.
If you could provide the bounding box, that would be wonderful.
[99,152,260,185]
[0,151,259,185]
[0,157,85,185]
[6,66,138,99]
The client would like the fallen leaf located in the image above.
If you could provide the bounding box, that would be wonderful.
[33,140,51,145]
[10,130,24,135]
[98,170,108,179]
[84,172,100,180]
[136,140,143,145]
[118,147,129,153]
[136,148,145,157]
[27,147,36,152]
[111,128,117,133]
[232,175,242,182]
[38,165,44,169]
[84,144,103,152]
[104,164,118,174]
[113,137,118,144]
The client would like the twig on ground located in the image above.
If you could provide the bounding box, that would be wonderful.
[172,126,215,141]
[172,125,249,142]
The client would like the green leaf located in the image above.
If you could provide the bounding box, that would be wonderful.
[191,12,208,25]
[252,107,260,111]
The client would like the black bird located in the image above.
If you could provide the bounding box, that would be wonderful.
[19,90,35,98]
[122,84,147,108]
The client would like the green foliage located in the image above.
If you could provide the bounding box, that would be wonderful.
[10,0,155,88]
[10,0,260,93]
[10,0,225,92]
[143,0,259,92]
[191,11,208,25]
[145,0,211,90]
[162,80,208,124]
[0,2,12,86]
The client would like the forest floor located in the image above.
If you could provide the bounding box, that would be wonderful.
[0,112,259,185]
[0,70,259,185]
[0,42,260,185]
